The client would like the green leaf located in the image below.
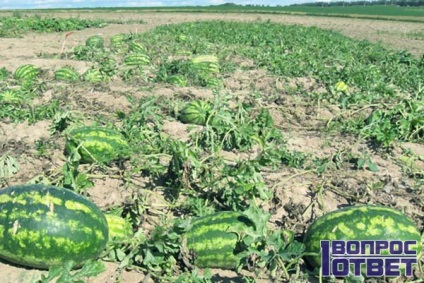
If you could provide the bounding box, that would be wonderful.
[0,154,20,179]
[242,205,270,238]
[73,260,105,278]
[366,160,378,172]
[278,241,305,261]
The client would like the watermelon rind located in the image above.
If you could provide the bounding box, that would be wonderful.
[0,184,108,269]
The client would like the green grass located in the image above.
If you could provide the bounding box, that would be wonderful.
[0,14,107,37]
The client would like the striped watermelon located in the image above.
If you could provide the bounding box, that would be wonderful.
[104,214,133,241]
[110,34,127,47]
[204,77,222,89]
[179,100,212,126]
[303,205,422,275]
[191,55,219,65]
[85,35,104,49]
[0,184,108,269]
[191,55,220,74]
[0,89,21,104]
[123,53,150,66]
[13,64,40,81]
[82,68,103,83]
[183,211,255,269]
[168,75,188,87]
[54,66,80,82]
[128,42,147,53]
[65,126,129,164]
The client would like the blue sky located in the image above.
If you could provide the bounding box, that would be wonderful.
[0,0,310,10]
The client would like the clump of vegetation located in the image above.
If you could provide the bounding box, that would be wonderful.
[0,14,107,37]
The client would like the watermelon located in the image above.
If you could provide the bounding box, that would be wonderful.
[0,184,108,269]
[0,89,21,104]
[168,75,188,87]
[85,35,104,49]
[191,55,220,74]
[54,66,80,82]
[82,68,103,83]
[303,205,422,275]
[13,64,40,81]
[179,100,212,126]
[128,42,147,53]
[110,34,127,47]
[123,53,150,66]
[183,211,255,269]
[191,55,218,65]
[104,214,133,241]
[65,126,129,164]
[204,77,222,89]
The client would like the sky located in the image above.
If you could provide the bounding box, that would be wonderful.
[0,0,310,10]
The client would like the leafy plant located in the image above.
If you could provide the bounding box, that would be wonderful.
[0,154,20,186]
[36,260,105,283]
[0,15,107,37]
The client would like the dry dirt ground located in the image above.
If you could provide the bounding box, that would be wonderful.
[0,11,423,283]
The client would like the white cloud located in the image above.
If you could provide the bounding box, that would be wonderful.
[210,0,225,4]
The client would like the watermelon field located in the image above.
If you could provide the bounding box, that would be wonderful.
[0,10,423,283]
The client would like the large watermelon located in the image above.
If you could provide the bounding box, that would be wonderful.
[179,100,212,126]
[183,211,255,269]
[303,205,422,276]
[65,126,129,164]
[0,184,108,269]
[13,64,40,81]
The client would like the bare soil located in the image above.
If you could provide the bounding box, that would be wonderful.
[0,11,423,283]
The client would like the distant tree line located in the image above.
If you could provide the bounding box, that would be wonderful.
[290,0,424,7]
